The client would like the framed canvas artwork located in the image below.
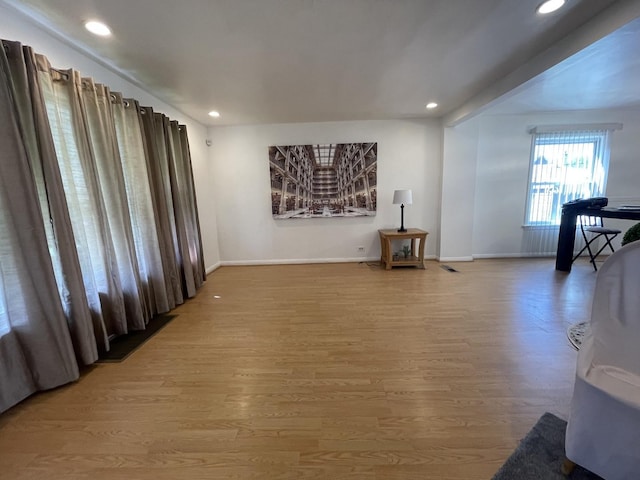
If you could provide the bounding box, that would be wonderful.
[269,143,377,219]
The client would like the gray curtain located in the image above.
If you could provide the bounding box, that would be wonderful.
[0,42,80,412]
[0,39,205,413]
[176,124,206,289]
[2,41,100,365]
[79,77,148,331]
[167,119,205,296]
[112,95,170,316]
[37,59,129,341]
[141,109,185,307]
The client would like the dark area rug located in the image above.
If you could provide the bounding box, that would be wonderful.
[492,412,603,480]
[97,314,177,362]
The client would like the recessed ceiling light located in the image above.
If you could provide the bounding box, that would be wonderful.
[84,20,112,37]
[426,102,438,110]
[537,0,566,14]
[208,111,221,118]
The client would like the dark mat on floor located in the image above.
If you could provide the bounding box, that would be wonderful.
[492,412,603,480]
[97,314,177,362]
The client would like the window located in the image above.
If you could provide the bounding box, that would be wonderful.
[525,125,620,226]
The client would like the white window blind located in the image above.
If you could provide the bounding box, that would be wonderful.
[525,124,620,226]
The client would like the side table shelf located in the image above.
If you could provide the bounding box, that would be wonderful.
[378,228,428,270]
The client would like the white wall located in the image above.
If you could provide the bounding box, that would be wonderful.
[472,109,640,257]
[439,120,480,261]
[0,4,221,271]
[209,119,441,264]
[7,2,637,265]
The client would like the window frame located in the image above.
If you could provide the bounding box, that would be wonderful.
[523,127,614,227]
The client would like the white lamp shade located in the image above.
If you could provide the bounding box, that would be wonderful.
[393,189,413,205]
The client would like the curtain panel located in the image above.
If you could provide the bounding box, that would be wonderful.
[0,39,205,413]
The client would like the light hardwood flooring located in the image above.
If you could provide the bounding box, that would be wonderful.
[0,258,598,479]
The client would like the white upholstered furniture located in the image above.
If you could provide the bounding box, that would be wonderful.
[564,240,640,479]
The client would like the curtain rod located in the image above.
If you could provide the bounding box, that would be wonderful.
[528,123,623,134]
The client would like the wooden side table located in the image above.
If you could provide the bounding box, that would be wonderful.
[378,228,428,270]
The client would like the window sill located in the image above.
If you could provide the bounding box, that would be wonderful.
[522,224,560,229]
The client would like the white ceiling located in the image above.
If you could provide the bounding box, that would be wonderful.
[2,0,639,126]
[486,14,640,115]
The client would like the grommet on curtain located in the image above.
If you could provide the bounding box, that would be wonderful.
[51,68,70,81]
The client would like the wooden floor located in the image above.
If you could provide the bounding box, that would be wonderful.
[0,258,598,479]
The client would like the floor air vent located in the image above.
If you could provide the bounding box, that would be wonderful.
[440,264,459,273]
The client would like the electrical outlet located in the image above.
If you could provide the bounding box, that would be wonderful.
[357,246,365,253]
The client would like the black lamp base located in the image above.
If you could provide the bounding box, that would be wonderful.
[397,204,407,232]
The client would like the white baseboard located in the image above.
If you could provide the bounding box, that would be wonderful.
[437,256,474,262]
[207,253,568,273]
[220,256,380,267]
[472,253,556,259]
[211,254,438,268]
[205,262,222,274]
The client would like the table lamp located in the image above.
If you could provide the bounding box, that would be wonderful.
[393,189,412,232]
